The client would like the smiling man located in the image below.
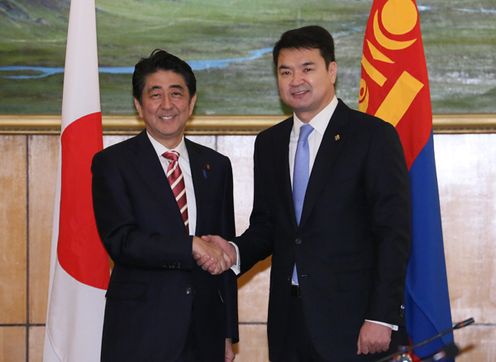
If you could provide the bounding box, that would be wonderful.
[199,26,411,361]
[91,49,238,362]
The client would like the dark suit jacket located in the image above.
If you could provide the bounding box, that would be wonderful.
[92,131,238,362]
[236,100,411,361]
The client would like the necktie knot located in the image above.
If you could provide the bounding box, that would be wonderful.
[163,150,179,162]
[298,124,314,144]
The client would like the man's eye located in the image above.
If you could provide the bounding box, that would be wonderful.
[303,68,313,73]
[171,92,183,97]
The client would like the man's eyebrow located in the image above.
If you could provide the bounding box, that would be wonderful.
[169,84,185,90]
[146,84,185,92]
[278,61,316,70]
[302,61,316,67]
[147,85,162,92]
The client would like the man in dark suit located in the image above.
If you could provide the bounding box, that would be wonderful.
[92,49,238,362]
[199,26,411,361]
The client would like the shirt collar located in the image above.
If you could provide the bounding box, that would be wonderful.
[293,96,338,136]
[146,132,189,163]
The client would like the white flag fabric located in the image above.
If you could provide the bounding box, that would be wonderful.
[43,0,110,361]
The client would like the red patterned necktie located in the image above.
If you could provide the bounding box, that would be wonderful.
[162,151,189,229]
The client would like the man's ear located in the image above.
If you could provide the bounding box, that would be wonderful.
[133,98,143,118]
[188,93,198,117]
[328,61,338,85]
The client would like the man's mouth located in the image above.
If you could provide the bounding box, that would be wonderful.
[291,88,309,97]
[159,115,175,120]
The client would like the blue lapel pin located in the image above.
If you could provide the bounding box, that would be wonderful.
[202,163,211,179]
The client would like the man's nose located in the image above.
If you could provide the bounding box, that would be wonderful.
[289,71,303,86]
[161,95,172,109]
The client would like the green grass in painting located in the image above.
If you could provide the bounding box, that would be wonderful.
[0,0,495,114]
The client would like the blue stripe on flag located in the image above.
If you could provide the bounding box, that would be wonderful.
[405,133,454,359]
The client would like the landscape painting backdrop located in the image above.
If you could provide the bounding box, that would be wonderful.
[0,0,495,115]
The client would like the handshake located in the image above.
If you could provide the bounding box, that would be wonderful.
[192,235,237,275]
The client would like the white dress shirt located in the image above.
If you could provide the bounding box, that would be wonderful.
[146,132,197,236]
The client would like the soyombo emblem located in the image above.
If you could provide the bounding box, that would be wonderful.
[359,0,424,128]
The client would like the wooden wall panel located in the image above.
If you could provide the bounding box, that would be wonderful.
[102,135,131,149]
[455,325,496,361]
[188,135,217,151]
[28,327,44,362]
[238,259,271,323]
[28,136,59,324]
[216,136,256,233]
[0,327,26,362]
[235,324,269,362]
[0,136,27,324]
[435,135,496,325]
[1,133,496,361]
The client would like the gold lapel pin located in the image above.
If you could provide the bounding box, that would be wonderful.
[334,134,341,141]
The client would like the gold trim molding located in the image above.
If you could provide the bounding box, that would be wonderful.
[0,114,495,135]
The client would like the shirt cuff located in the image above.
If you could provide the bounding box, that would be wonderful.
[228,241,241,275]
[365,319,399,331]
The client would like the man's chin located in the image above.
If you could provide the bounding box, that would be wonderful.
[291,104,313,115]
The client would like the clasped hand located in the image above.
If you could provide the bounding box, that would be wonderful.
[192,235,236,275]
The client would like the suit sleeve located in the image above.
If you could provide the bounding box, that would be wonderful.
[365,122,411,324]
[91,151,194,270]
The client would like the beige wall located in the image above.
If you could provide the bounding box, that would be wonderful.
[1,132,495,361]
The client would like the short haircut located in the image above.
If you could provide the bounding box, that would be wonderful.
[272,25,335,68]
[132,49,196,103]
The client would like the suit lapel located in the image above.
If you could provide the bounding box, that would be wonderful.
[185,139,208,235]
[128,131,181,219]
[299,100,351,227]
[275,118,298,229]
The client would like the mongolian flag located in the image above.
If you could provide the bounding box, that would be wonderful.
[43,0,110,360]
[359,0,454,359]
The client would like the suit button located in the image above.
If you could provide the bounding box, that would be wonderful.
[295,238,302,245]
[186,287,192,295]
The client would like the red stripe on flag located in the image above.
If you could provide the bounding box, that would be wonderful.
[359,0,432,169]
[58,111,109,289]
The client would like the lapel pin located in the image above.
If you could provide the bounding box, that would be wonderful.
[202,163,211,179]
[334,134,341,141]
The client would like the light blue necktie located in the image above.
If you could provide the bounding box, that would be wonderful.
[292,124,314,285]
